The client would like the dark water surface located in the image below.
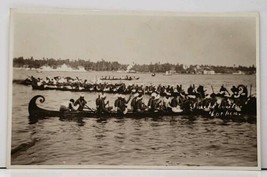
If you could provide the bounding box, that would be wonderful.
[11,70,257,166]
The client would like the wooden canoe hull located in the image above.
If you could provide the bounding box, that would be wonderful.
[28,95,256,124]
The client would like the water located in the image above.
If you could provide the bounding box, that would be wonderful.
[11,69,258,166]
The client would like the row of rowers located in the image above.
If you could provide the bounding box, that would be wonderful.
[60,92,183,114]
[29,76,248,98]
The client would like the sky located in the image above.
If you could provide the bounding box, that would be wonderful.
[11,11,257,66]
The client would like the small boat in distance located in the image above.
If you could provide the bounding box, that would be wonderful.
[100,76,139,81]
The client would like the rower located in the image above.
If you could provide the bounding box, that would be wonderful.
[59,99,77,112]
[114,94,120,111]
[136,93,146,112]
[163,92,172,111]
[148,92,157,112]
[130,93,139,112]
[197,85,207,98]
[115,94,132,114]
[239,85,248,99]
[170,93,183,112]
[219,85,230,97]
[154,93,162,111]
[74,94,87,111]
[170,94,179,108]
[97,93,110,113]
[96,94,101,111]
[231,86,239,98]
[187,85,196,95]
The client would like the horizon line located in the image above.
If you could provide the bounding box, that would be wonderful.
[13,56,256,68]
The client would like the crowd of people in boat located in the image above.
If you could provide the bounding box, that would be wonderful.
[59,84,256,116]
[23,76,253,100]
[100,75,139,80]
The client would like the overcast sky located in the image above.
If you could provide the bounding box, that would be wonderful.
[12,11,257,66]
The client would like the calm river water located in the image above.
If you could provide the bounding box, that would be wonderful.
[11,69,258,166]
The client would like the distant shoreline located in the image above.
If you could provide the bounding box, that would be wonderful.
[13,57,256,75]
[13,67,256,76]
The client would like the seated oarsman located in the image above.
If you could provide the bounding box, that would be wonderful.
[97,94,111,113]
[238,85,248,100]
[219,85,230,97]
[96,94,102,111]
[30,76,38,85]
[170,94,182,112]
[187,85,196,96]
[114,94,131,114]
[148,93,157,112]
[44,77,50,84]
[136,93,146,112]
[74,94,87,111]
[131,88,137,94]
[114,94,120,111]
[154,93,162,111]
[130,93,139,112]
[176,84,183,92]
[52,78,57,86]
[36,78,44,86]
[59,99,77,112]
[196,85,207,98]
[137,88,144,96]
[163,92,172,111]
[57,77,66,86]
[116,85,125,94]
[231,86,239,98]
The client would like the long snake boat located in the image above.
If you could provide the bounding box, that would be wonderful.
[100,77,140,81]
[28,95,256,123]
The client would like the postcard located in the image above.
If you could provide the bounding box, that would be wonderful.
[7,9,260,169]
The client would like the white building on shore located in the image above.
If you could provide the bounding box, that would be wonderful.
[203,69,215,75]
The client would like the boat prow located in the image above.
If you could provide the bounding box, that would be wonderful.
[28,95,60,123]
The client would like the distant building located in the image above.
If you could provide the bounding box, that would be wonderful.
[126,63,135,73]
[57,64,71,71]
[233,70,245,75]
[165,71,172,76]
[169,67,176,74]
[127,70,136,73]
[40,64,86,72]
[40,65,53,71]
[203,70,215,75]
[77,66,86,72]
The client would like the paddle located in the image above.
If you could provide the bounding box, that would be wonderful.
[211,85,214,93]
[84,104,95,112]
[250,84,252,97]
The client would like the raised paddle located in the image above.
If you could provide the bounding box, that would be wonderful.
[211,85,214,93]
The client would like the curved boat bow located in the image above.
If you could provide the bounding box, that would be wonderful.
[28,95,60,123]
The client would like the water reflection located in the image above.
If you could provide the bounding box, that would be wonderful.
[59,117,86,126]
[96,118,108,124]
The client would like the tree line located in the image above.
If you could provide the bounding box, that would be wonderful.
[13,57,256,74]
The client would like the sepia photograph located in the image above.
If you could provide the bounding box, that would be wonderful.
[8,9,260,169]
